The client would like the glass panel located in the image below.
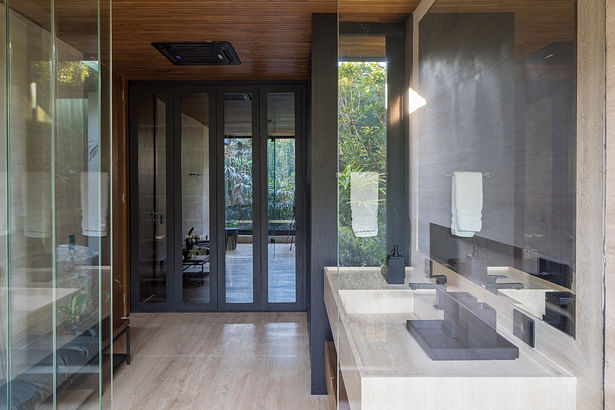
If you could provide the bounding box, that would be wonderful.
[55,0,105,403]
[137,93,168,304]
[0,1,7,407]
[99,0,114,405]
[338,57,387,267]
[7,2,56,407]
[336,1,605,409]
[267,92,296,304]
[181,93,211,304]
[418,1,577,337]
[224,93,253,304]
[3,0,111,407]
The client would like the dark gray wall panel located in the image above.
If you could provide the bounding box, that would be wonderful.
[308,13,337,395]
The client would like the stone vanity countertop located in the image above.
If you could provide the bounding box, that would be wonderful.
[323,267,576,410]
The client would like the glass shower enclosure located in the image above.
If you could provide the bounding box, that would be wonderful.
[0,0,114,408]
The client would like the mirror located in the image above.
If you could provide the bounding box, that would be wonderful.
[417,0,577,337]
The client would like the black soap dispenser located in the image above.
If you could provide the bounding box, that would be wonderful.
[383,244,405,284]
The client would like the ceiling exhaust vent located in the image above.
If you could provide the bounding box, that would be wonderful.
[152,41,241,66]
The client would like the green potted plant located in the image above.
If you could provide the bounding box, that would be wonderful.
[184,227,200,259]
[59,276,121,335]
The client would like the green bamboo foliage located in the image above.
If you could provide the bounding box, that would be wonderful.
[339,62,387,267]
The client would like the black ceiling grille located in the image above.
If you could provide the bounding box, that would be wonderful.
[152,41,241,66]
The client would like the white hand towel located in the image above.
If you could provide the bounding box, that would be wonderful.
[25,172,52,238]
[81,172,109,237]
[351,172,379,238]
[451,171,483,237]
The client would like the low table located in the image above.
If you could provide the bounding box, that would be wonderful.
[182,255,210,285]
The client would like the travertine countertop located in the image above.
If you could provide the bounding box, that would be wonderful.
[324,267,576,410]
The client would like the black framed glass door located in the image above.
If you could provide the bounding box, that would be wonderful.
[130,87,175,312]
[261,86,305,310]
[219,87,260,309]
[174,87,218,311]
[131,83,305,312]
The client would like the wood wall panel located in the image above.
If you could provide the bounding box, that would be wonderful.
[112,72,130,319]
[339,35,386,58]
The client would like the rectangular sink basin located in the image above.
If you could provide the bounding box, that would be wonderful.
[339,289,417,314]
[498,288,551,318]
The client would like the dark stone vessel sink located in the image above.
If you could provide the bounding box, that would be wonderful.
[407,291,519,361]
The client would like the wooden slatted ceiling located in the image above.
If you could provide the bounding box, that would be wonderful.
[339,0,419,22]
[10,1,575,81]
[112,0,336,80]
[112,0,420,80]
[10,0,411,80]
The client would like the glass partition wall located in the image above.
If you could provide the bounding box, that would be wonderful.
[335,0,605,409]
[0,0,114,408]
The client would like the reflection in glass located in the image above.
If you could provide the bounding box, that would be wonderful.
[7,4,57,406]
[137,94,168,304]
[418,1,577,336]
[181,94,211,304]
[338,59,387,267]
[2,0,112,407]
[224,93,254,304]
[0,2,7,405]
[267,92,296,304]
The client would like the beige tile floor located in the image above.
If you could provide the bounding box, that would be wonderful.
[109,312,328,410]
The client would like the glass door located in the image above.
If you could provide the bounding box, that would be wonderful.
[174,88,217,310]
[218,86,305,311]
[130,84,305,312]
[261,87,305,310]
[220,88,260,309]
[130,88,174,312]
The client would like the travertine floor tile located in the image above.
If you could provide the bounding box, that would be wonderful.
[109,313,328,410]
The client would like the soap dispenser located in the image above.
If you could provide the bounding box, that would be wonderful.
[383,244,405,284]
